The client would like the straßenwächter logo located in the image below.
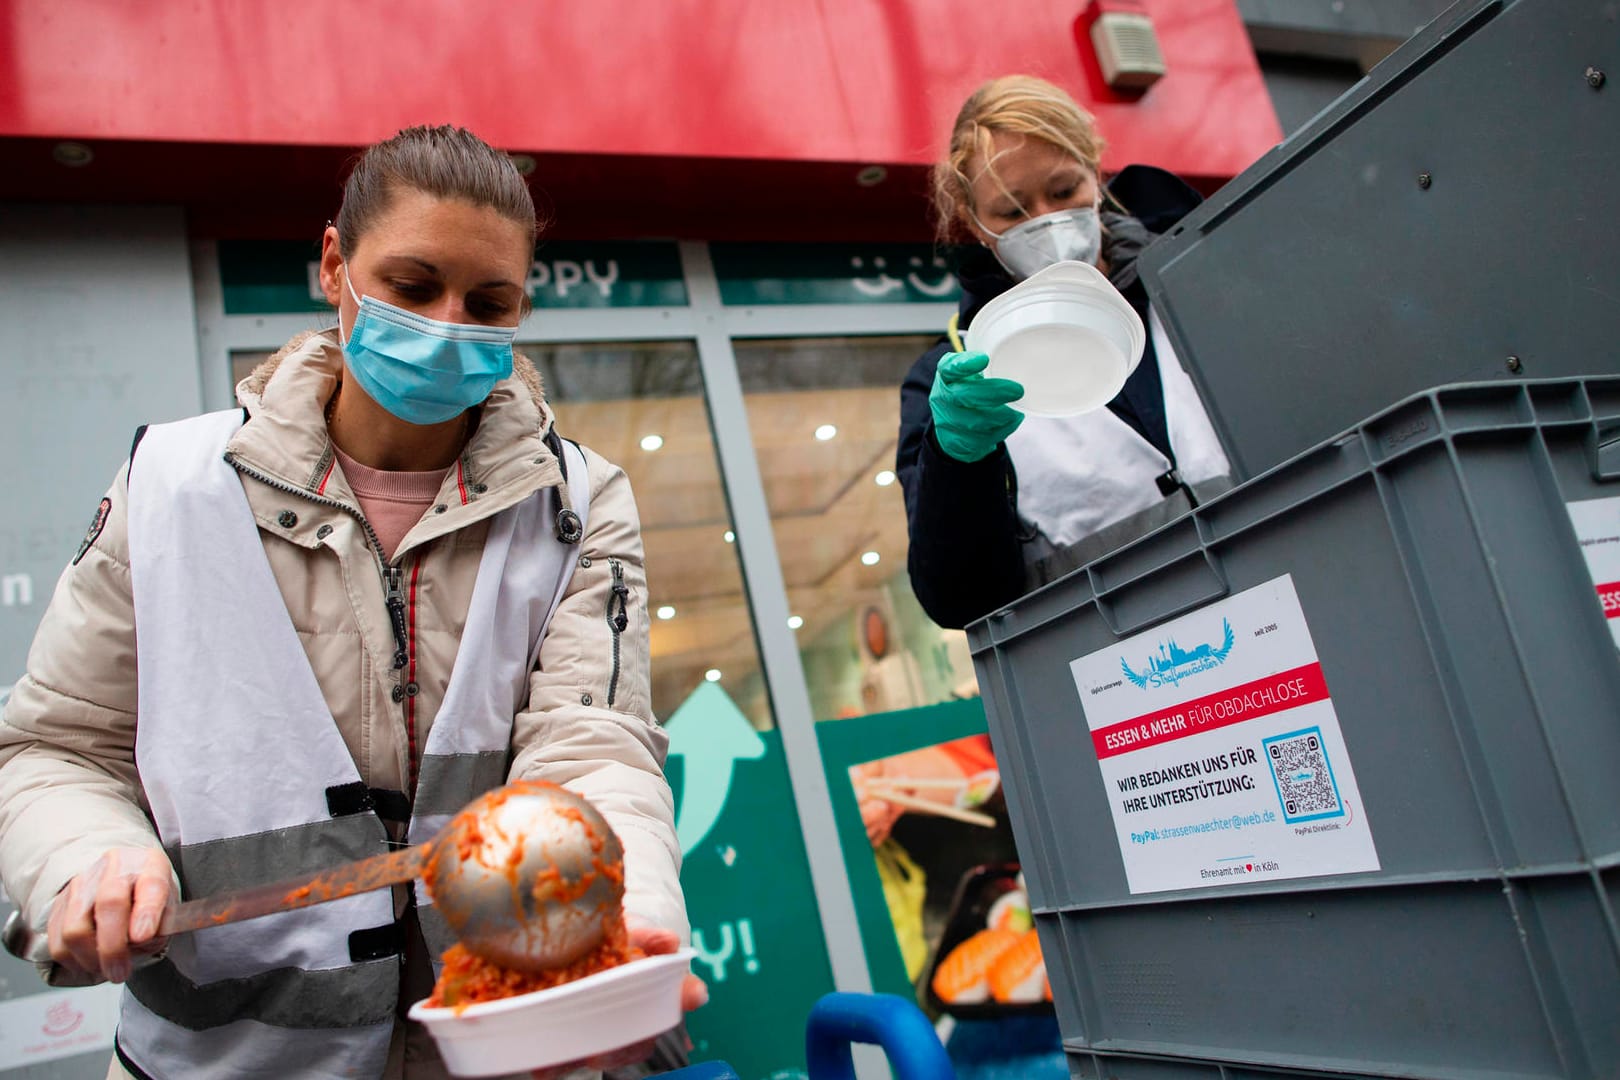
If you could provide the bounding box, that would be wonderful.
[1121,618,1235,689]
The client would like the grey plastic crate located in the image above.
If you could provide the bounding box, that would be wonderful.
[969,379,1620,1079]
[1138,0,1620,482]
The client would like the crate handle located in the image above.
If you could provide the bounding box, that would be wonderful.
[656,1064,742,1079]
[804,992,956,1080]
[1595,431,1620,481]
[1093,548,1230,638]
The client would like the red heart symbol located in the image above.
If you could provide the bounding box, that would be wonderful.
[1246,864,1253,871]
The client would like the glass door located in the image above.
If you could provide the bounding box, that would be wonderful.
[523,337,837,1078]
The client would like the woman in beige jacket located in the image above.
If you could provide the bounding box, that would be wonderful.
[0,126,694,1079]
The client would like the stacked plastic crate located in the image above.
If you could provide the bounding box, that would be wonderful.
[968,2,1620,1077]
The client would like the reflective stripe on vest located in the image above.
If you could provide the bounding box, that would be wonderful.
[164,813,387,899]
[417,903,459,961]
[411,751,509,816]
[119,992,394,1080]
[119,410,587,1078]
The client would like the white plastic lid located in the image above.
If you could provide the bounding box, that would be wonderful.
[408,949,693,1077]
[964,260,1146,418]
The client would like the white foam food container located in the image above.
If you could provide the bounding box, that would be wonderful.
[965,260,1145,417]
[408,949,694,1077]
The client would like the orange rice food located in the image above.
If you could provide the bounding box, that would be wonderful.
[422,782,640,1010]
[425,914,644,1010]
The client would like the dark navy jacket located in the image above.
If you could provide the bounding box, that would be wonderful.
[897,165,1204,629]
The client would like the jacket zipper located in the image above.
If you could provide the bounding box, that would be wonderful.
[605,558,628,708]
[383,567,409,670]
[225,452,410,670]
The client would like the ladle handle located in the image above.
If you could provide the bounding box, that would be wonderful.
[3,844,429,964]
[162,844,430,935]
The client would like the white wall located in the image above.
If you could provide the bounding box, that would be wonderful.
[0,204,201,1079]
[0,200,202,1075]
[0,205,203,696]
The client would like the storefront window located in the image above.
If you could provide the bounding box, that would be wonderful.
[525,340,773,728]
[230,349,274,388]
[521,339,836,1077]
[737,335,1037,1053]
[734,335,980,721]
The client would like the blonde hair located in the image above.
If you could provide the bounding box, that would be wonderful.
[932,75,1108,244]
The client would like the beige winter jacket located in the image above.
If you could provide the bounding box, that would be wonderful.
[0,330,685,1076]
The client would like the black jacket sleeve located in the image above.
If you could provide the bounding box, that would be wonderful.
[896,340,1029,630]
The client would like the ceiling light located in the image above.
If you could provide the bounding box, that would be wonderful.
[861,551,881,566]
[856,165,888,187]
[705,669,722,683]
[656,605,676,620]
[875,470,896,487]
[814,425,838,442]
[787,615,804,630]
[52,141,94,168]
[723,530,736,544]
[640,434,664,452]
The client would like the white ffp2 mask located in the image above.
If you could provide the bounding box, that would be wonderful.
[979,206,1102,280]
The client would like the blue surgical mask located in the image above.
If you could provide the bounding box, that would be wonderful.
[338,267,520,426]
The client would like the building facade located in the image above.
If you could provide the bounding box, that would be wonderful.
[0,2,1401,1075]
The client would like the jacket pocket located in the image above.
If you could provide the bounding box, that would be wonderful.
[605,558,630,708]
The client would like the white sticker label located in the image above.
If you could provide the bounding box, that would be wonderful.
[1567,495,1620,650]
[1070,574,1379,894]
[0,983,121,1069]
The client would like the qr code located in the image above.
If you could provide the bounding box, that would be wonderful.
[1264,727,1344,823]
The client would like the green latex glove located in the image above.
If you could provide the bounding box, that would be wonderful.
[928,351,1025,463]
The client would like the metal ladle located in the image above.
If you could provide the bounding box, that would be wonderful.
[3,781,624,973]
[427,780,625,970]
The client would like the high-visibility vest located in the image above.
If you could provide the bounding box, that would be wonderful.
[118,409,586,1079]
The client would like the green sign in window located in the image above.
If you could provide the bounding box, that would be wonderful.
[711,243,961,306]
[217,240,688,314]
[665,682,835,1078]
[218,240,328,316]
